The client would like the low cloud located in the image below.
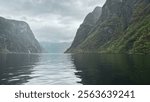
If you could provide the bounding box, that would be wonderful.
[0,0,106,43]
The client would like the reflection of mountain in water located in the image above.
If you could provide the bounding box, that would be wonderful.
[0,53,149,85]
[0,54,39,85]
[71,54,150,85]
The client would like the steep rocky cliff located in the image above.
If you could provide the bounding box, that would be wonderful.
[0,17,41,53]
[66,6,102,52]
[66,0,150,54]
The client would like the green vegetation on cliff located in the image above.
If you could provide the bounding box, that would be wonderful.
[66,0,150,54]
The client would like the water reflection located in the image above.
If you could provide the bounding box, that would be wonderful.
[71,54,150,85]
[0,53,150,85]
[25,53,81,85]
[0,53,39,85]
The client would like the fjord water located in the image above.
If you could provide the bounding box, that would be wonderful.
[0,53,150,85]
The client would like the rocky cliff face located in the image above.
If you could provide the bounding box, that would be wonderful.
[66,0,150,54]
[66,7,102,52]
[0,17,41,53]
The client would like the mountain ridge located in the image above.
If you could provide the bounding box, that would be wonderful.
[66,0,150,54]
[66,6,102,52]
[0,17,41,53]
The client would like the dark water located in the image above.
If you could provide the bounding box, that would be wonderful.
[0,53,150,85]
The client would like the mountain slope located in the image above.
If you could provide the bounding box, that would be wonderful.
[66,0,150,54]
[66,6,102,52]
[0,17,41,53]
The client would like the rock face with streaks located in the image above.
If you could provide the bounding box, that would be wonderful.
[66,6,102,52]
[0,17,41,53]
[66,0,150,54]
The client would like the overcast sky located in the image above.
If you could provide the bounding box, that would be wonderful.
[0,0,106,43]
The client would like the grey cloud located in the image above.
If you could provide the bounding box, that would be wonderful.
[35,25,75,42]
[0,0,106,42]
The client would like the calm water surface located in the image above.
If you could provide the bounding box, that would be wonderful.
[0,53,150,85]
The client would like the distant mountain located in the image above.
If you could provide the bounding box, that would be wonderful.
[41,42,71,53]
[66,6,102,52]
[66,0,150,54]
[0,17,41,53]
